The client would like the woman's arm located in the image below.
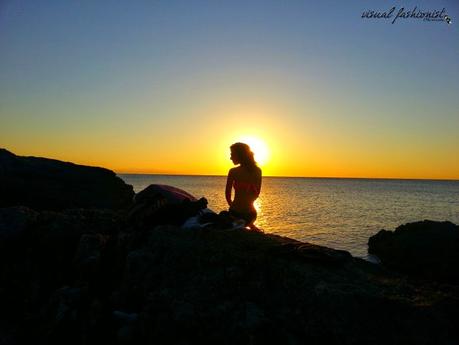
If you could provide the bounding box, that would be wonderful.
[225,169,234,206]
[255,170,262,198]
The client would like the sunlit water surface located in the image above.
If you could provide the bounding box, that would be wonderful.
[119,175,459,259]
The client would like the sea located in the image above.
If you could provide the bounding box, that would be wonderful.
[118,174,459,260]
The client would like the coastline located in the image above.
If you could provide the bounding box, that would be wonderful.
[1,149,458,344]
[119,173,459,259]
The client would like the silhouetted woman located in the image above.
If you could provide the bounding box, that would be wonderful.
[225,142,262,231]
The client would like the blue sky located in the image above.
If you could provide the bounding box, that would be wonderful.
[1,0,458,178]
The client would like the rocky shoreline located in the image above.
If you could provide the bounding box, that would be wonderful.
[1,149,458,344]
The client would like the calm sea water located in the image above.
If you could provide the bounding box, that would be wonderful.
[119,174,459,259]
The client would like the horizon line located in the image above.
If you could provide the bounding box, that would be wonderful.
[115,172,459,182]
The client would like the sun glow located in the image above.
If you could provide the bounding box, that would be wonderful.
[234,135,270,166]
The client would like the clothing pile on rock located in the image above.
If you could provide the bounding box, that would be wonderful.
[127,184,246,231]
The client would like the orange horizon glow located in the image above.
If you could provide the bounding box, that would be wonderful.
[3,140,459,181]
[2,85,458,181]
[2,104,459,181]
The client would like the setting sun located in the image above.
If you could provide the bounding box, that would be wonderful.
[234,136,270,166]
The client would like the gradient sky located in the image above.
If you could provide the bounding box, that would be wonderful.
[1,0,458,179]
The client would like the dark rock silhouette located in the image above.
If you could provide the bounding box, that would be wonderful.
[1,207,458,345]
[135,184,198,204]
[368,220,459,282]
[127,184,208,228]
[0,148,134,211]
[0,151,458,344]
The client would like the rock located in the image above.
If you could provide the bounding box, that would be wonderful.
[0,173,458,344]
[134,184,197,204]
[268,240,352,266]
[73,233,109,281]
[0,206,38,244]
[112,310,138,323]
[48,286,83,323]
[3,214,459,344]
[0,207,121,334]
[242,301,266,328]
[368,220,459,281]
[0,148,134,210]
[127,184,208,228]
[113,311,139,344]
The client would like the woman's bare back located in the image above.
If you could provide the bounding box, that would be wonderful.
[226,165,262,213]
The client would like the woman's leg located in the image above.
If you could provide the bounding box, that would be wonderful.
[229,208,262,231]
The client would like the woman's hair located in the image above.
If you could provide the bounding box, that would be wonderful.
[230,142,258,171]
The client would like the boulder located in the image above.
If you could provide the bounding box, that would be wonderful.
[73,233,109,281]
[0,206,38,244]
[1,169,458,344]
[1,211,459,344]
[368,220,459,281]
[127,184,207,228]
[0,207,121,318]
[134,184,197,204]
[0,148,134,210]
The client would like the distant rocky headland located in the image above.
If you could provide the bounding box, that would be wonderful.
[0,148,458,345]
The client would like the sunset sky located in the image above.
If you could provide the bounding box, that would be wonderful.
[1,0,458,179]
